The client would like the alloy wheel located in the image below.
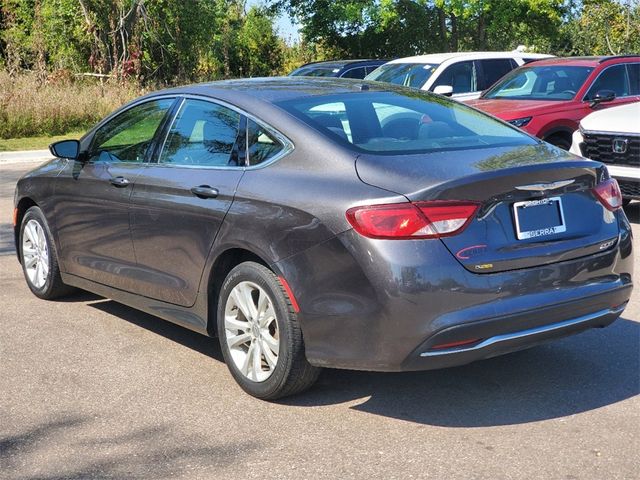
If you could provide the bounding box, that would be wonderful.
[22,219,49,289]
[224,281,280,382]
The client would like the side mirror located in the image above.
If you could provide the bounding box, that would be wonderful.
[589,89,616,107]
[433,85,454,97]
[49,139,80,160]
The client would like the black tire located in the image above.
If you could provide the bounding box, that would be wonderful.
[545,134,571,150]
[19,206,74,300]
[217,261,320,400]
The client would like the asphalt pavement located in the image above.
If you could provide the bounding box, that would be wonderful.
[1,161,639,480]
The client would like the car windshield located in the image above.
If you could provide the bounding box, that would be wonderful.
[482,65,594,101]
[289,66,341,77]
[365,63,439,89]
[277,90,536,155]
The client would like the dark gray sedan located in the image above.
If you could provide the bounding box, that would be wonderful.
[13,78,633,399]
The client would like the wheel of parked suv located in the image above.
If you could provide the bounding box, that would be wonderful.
[19,206,74,299]
[217,261,320,399]
[545,133,571,150]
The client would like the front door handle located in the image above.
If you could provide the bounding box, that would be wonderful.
[109,176,130,187]
[190,185,219,199]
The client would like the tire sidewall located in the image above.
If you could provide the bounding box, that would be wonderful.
[217,262,295,399]
[20,207,55,298]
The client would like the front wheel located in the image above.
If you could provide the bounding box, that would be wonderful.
[217,262,320,399]
[19,206,74,299]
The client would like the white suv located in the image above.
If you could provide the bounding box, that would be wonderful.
[365,51,553,101]
[570,102,640,203]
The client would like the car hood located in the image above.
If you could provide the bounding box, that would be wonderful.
[467,98,571,121]
[580,102,640,134]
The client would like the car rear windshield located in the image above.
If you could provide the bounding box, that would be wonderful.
[365,63,439,89]
[289,66,341,77]
[276,90,537,155]
[483,65,594,100]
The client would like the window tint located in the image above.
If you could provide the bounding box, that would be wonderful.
[431,61,477,94]
[341,67,367,79]
[585,64,630,100]
[626,63,639,95]
[479,59,515,90]
[483,66,593,100]
[247,120,286,166]
[160,99,240,167]
[365,63,438,89]
[89,99,173,163]
[290,66,339,77]
[278,91,535,155]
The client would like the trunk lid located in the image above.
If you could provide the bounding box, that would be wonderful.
[355,144,619,273]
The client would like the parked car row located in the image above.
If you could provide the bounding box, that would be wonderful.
[291,53,640,202]
[12,53,636,399]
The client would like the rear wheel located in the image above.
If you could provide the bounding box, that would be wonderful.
[19,206,74,299]
[217,261,320,399]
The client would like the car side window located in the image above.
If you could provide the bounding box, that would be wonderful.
[89,99,174,163]
[431,61,477,94]
[247,119,285,166]
[626,63,640,95]
[585,64,630,100]
[341,67,367,79]
[159,99,241,167]
[478,59,515,90]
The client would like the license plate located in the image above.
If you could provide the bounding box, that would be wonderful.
[513,197,566,240]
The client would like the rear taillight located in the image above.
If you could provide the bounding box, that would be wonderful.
[593,178,623,211]
[346,201,479,239]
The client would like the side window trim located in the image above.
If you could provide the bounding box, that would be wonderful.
[582,62,636,102]
[150,95,293,170]
[87,96,177,164]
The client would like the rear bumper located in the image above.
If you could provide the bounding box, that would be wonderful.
[275,215,633,372]
[401,299,627,371]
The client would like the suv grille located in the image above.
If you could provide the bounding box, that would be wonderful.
[619,180,640,199]
[581,131,640,167]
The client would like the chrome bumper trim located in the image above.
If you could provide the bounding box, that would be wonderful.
[420,304,626,357]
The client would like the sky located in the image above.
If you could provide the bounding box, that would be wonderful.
[246,0,300,42]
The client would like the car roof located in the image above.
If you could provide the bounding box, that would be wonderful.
[149,77,401,105]
[521,55,640,67]
[294,59,388,70]
[386,51,553,65]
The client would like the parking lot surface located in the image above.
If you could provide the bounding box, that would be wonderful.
[1,161,639,480]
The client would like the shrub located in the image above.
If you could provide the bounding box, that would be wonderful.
[0,72,140,139]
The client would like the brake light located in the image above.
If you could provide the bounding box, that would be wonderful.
[593,178,623,211]
[346,201,479,239]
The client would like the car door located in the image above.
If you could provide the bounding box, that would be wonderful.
[54,98,175,290]
[583,63,640,110]
[429,60,479,101]
[128,97,246,306]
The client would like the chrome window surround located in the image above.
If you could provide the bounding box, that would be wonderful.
[155,94,294,171]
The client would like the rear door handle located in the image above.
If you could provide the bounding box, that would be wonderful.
[109,176,130,187]
[190,185,219,199]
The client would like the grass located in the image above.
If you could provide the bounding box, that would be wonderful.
[0,71,140,140]
[0,130,87,152]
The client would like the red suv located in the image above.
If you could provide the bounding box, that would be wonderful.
[467,56,640,149]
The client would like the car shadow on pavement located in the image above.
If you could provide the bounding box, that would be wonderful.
[0,414,259,480]
[85,297,639,428]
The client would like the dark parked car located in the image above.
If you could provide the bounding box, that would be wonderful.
[288,59,387,79]
[14,78,633,399]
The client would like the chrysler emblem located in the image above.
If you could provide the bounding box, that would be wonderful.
[612,138,628,154]
[515,179,575,192]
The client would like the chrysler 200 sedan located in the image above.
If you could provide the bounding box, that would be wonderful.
[13,78,633,399]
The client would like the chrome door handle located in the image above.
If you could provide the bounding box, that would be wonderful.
[190,185,219,199]
[109,176,130,187]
